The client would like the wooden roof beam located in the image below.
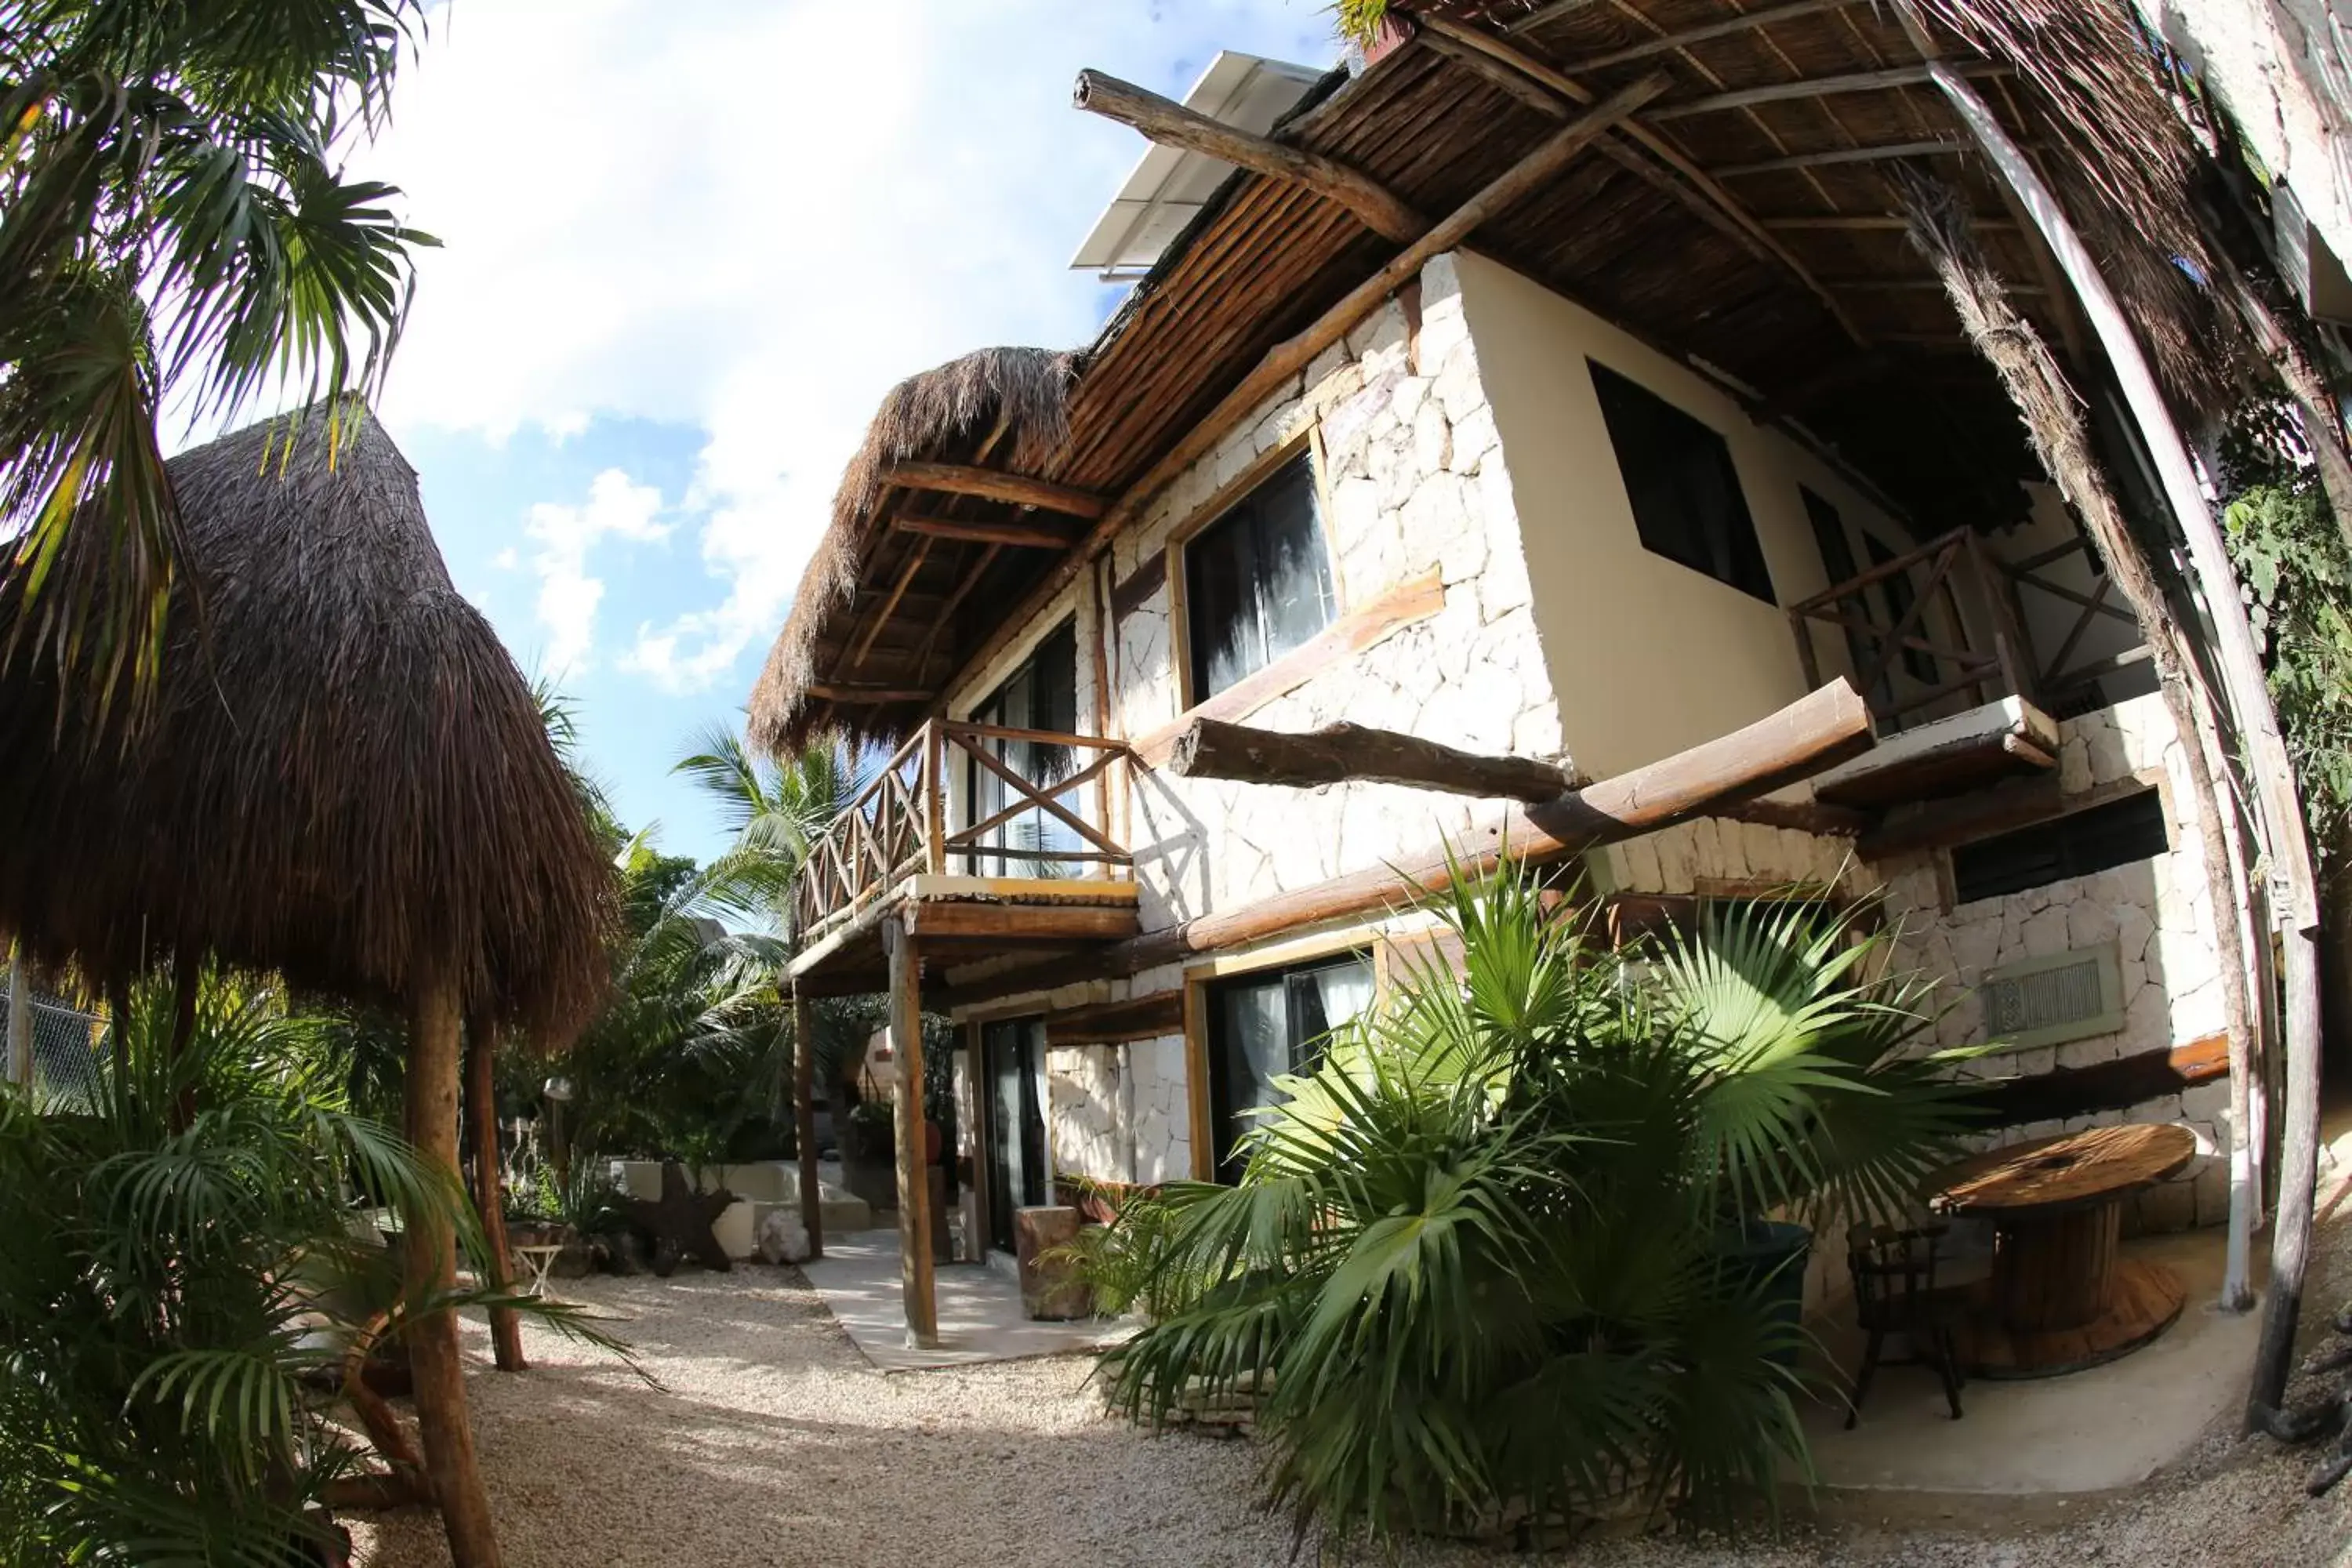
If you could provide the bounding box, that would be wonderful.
[1648,64,2004,122]
[1568,0,1860,69]
[807,683,934,705]
[877,461,1109,519]
[1073,69,1425,244]
[849,534,931,667]
[1412,15,1871,347]
[892,512,1081,549]
[1718,139,1970,176]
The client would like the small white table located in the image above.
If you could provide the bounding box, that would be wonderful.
[513,1243,564,1297]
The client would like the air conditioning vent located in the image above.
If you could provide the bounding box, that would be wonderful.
[1978,942,2124,1050]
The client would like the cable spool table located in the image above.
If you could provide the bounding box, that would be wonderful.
[1928,1123,2197,1377]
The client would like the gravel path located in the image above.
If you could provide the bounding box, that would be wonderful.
[350,1224,2352,1568]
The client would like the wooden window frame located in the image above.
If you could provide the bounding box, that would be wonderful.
[1181,929,1377,1181]
[1165,431,1341,716]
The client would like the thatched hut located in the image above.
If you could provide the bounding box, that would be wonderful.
[0,402,613,1567]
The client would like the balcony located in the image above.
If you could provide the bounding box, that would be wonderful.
[786,719,1141,994]
[1790,528,2151,810]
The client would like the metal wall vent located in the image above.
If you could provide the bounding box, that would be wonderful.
[1978,942,2124,1050]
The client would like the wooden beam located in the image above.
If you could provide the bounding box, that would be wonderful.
[1569,0,1857,69]
[1414,16,1869,346]
[893,512,1080,550]
[1166,716,1581,802]
[937,71,1668,717]
[1719,140,1970,177]
[1073,68,1424,242]
[879,461,1109,519]
[790,989,823,1261]
[884,919,938,1349]
[1764,213,2019,230]
[911,542,1002,670]
[1980,1033,2230,1128]
[850,534,931,667]
[464,1022,526,1373]
[808,682,933,705]
[1649,64,2002,122]
[1506,0,1610,32]
[1046,991,1185,1049]
[952,681,1871,1004]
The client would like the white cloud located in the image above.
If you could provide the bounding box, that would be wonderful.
[523,468,670,674]
[361,0,1341,694]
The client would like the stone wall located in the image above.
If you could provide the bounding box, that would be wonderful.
[1112,251,1559,933]
[1872,691,2230,1232]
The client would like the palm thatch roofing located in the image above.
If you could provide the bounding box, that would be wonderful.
[0,405,614,1044]
[750,0,2253,754]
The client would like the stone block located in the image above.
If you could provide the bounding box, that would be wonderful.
[2179,1080,2230,1125]
[1014,1206,1092,1320]
[2066,898,2118,949]
[2190,1160,2230,1227]
[2136,1177,2197,1235]
[2017,903,2070,957]
[1411,397,1451,474]
[1449,404,1498,473]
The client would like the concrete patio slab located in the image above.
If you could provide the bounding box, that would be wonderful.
[799,1231,1132,1372]
[1801,1225,2256,1495]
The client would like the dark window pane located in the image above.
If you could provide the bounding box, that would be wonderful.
[1187,456,1334,699]
[982,1018,1047,1254]
[1952,789,2169,904]
[1590,362,1773,603]
[969,620,1081,875]
[1207,953,1373,1182]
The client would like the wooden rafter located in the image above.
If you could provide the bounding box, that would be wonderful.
[892,512,1081,549]
[1647,64,2004,122]
[912,542,1001,670]
[1717,139,1968,176]
[850,535,931,667]
[877,461,1109,518]
[807,683,935,704]
[1567,0,1858,70]
[1412,15,1871,347]
[1073,69,1425,242]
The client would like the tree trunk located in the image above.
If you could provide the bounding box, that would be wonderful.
[791,989,825,1261]
[885,920,938,1349]
[465,1020,527,1372]
[1895,170,2263,1311]
[7,944,32,1087]
[1166,716,1581,800]
[405,973,503,1568]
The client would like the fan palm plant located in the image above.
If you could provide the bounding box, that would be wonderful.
[0,971,614,1564]
[1097,863,1979,1548]
[1,0,435,720]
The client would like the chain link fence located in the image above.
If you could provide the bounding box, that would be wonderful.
[2,992,104,1105]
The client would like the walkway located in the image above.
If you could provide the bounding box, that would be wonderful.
[797,1231,1131,1371]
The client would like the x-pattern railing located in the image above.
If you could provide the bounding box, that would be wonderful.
[1788,526,2039,731]
[1998,535,2150,703]
[790,719,1132,942]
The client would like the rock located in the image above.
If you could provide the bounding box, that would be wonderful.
[758,1207,813,1265]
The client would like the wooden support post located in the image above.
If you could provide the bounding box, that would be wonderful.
[1165,716,1581,801]
[405,972,503,1568]
[1895,170,2268,1316]
[791,987,824,1262]
[884,919,938,1349]
[1073,69,1425,241]
[1911,58,2325,1414]
[6,944,31,1087]
[466,1019,527,1372]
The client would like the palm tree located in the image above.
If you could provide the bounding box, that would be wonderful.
[0,0,434,715]
[673,719,858,929]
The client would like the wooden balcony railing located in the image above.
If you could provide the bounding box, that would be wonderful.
[1788,527,2041,731]
[1790,526,2152,732]
[790,719,1132,940]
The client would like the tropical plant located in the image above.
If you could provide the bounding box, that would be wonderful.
[0,971,608,1563]
[0,0,435,716]
[1095,864,1977,1548]
[675,720,861,928]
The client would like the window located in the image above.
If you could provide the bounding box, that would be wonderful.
[1185,456,1336,700]
[967,621,1080,876]
[1206,953,1373,1183]
[980,1017,1047,1254]
[1951,789,2169,905]
[1591,361,1773,603]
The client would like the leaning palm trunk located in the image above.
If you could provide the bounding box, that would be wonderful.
[1896,168,2264,1313]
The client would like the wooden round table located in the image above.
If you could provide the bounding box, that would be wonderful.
[1929,1123,2196,1377]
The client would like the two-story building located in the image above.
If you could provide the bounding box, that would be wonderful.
[750,3,2252,1341]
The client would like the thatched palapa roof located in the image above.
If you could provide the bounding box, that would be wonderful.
[0,405,614,1043]
[750,0,2256,755]
[748,345,1078,753]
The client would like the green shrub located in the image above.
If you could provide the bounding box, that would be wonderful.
[1098,865,1976,1547]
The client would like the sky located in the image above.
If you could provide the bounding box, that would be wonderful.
[354,1,1348,863]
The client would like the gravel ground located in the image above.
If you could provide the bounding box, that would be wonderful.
[350,1216,2352,1568]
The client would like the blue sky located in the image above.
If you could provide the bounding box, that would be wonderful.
[355,2,1347,862]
